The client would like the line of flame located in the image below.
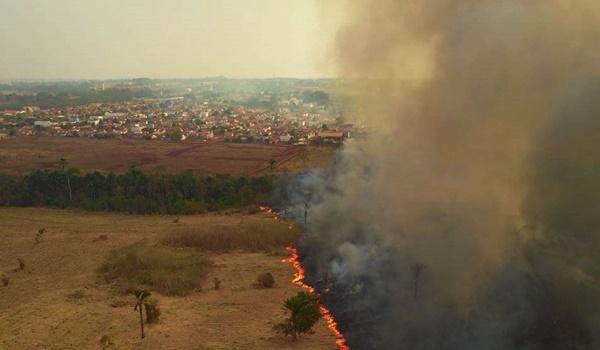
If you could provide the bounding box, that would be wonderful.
[258,205,350,349]
[283,246,350,350]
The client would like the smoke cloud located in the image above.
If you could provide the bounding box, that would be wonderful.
[292,1,600,348]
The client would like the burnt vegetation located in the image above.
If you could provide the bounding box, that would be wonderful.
[287,1,600,348]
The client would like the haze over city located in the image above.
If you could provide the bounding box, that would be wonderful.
[0,0,341,80]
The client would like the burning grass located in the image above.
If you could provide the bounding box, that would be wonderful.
[161,216,301,252]
[283,247,350,350]
[99,244,213,296]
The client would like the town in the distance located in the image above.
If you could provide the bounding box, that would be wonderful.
[0,78,362,145]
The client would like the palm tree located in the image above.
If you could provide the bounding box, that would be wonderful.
[59,158,73,201]
[134,289,151,339]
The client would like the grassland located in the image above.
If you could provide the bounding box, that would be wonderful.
[162,219,302,252]
[0,207,336,349]
[0,137,335,175]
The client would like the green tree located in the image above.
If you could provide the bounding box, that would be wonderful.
[274,292,321,340]
[134,289,151,339]
[167,128,182,141]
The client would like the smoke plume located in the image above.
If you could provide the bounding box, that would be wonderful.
[292,1,600,348]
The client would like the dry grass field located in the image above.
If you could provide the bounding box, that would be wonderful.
[0,137,335,175]
[0,207,336,350]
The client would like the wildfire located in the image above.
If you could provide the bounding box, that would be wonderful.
[283,246,350,350]
[258,205,350,349]
[259,205,274,214]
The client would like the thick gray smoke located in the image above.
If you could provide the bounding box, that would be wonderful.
[290,1,600,349]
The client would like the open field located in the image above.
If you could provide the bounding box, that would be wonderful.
[0,137,335,175]
[0,207,336,349]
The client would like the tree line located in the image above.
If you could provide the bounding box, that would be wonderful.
[0,168,274,214]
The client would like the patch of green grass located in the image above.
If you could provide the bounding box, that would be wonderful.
[161,218,300,252]
[99,244,213,296]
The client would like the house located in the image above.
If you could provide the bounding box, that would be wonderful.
[33,120,52,128]
[279,134,293,143]
[318,131,346,144]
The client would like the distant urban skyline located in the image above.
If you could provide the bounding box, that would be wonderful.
[0,0,343,80]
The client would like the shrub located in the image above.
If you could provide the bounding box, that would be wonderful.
[273,292,321,340]
[257,272,275,288]
[144,298,161,324]
[35,228,46,244]
[213,277,221,290]
[16,258,25,271]
[66,289,86,301]
[99,335,113,349]
[109,296,130,308]
[246,205,261,214]
[1,275,8,287]
[99,244,213,296]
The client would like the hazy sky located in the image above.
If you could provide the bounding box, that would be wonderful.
[0,0,341,80]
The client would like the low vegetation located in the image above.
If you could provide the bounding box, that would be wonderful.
[162,218,300,252]
[213,277,221,290]
[144,298,161,324]
[98,335,113,349]
[35,228,46,244]
[99,244,213,296]
[66,289,86,302]
[257,272,275,288]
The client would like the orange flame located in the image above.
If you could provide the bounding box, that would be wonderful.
[258,205,350,349]
[259,205,274,214]
[283,246,350,350]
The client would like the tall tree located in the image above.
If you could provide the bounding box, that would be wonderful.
[59,158,73,201]
[134,289,151,339]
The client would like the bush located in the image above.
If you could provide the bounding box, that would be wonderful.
[99,335,113,349]
[162,219,300,252]
[274,292,321,340]
[1,275,8,287]
[66,289,86,301]
[144,298,161,324]
[257,272,275,288]
[99,244,213,296]
[246,205,261,214]
[16,258,25,271]
[213,277,221,290]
